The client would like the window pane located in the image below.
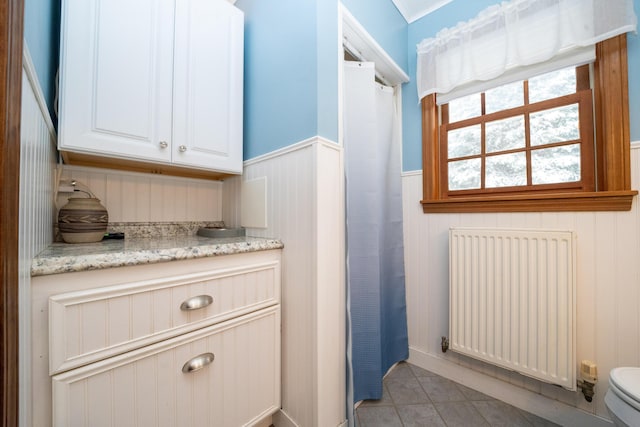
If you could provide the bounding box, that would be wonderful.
[486,116,525,153]
[531,144,581,184]
[448,125,481,158]
[530,104,580,146]
[449,158,481,190]
[486,152,527,188]
[448,93,481,123]
[529,67,576,104]
[485,81,524,114]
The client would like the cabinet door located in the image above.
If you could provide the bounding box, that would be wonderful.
[172,0,244,173]
[52,307,280,427]
[58,0,174,162]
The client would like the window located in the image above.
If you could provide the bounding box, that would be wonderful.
[421,35,637,213]
[442,65,593,195]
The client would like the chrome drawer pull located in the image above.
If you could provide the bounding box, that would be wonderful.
[182,352,215,374]
[180,294,213,311]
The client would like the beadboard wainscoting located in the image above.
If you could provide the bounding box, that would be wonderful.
[19,47,58,427]
[58,165,224,223]
[402,142,640,426]
[224,137,347,427]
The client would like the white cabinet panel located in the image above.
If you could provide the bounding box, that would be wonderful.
[173,0,243,172]
[52,308,280,427]
[59,0,174,162]
[59,0,243,174]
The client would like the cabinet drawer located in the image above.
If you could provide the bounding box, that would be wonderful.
[52,307,280,427]
[49,261,280,374]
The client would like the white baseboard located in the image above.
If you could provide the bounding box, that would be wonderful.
[408,347,613,427]
[272,409,299,427]
[253,415,273,427]
[271,408,347,427]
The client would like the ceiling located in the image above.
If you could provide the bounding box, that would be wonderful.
[391,0,453,23]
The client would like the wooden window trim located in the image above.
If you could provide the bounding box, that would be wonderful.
[421,35,638,213]
[1,0,23,424]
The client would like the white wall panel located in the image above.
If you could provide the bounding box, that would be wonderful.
[58,165,223,223]
[314,142,346,427]
[243,141,316,427]
[402,144,640,423]
[222,174,242,227]
[19,47,58,427]
[239,137,346,427]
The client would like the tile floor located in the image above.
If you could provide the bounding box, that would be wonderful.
[355,362,561,427]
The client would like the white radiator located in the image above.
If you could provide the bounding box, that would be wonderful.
[449,227,577,390]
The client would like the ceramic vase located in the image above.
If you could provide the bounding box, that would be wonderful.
[58,197,108,243]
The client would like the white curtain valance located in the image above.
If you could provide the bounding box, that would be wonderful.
[416,0,637,102]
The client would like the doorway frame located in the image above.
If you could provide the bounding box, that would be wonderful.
[0,0,24,425]
[338,4,409,162]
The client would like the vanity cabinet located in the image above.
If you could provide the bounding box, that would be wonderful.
[58,0,243,175]
[32,250,281,427]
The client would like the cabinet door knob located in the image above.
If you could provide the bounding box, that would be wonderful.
[159,141,168,149]
[178,144,187,152]
[182,352,215,373]
[180,294,214,311]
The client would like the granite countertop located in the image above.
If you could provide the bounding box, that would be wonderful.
[32,235,284,277]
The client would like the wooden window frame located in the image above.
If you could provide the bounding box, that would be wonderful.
[441,69,594,196]
[1,0,23,425]
[421,35,638,213]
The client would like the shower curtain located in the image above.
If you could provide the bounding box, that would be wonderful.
[343,61,409,415]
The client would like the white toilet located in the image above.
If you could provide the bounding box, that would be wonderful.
[605,367,640,427]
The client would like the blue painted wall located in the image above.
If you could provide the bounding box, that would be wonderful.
[23,0,60,121]
[403,0,640,172]
[235,0,322,159]
[317,0,340,142]
[21,0,639,166]
[341,0,408,73]
[236,0,347,159]
[237,0,406,160]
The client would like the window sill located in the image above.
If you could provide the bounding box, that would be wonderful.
[421,190,638,213]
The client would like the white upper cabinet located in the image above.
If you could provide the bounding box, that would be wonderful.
[58,0,244,174]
